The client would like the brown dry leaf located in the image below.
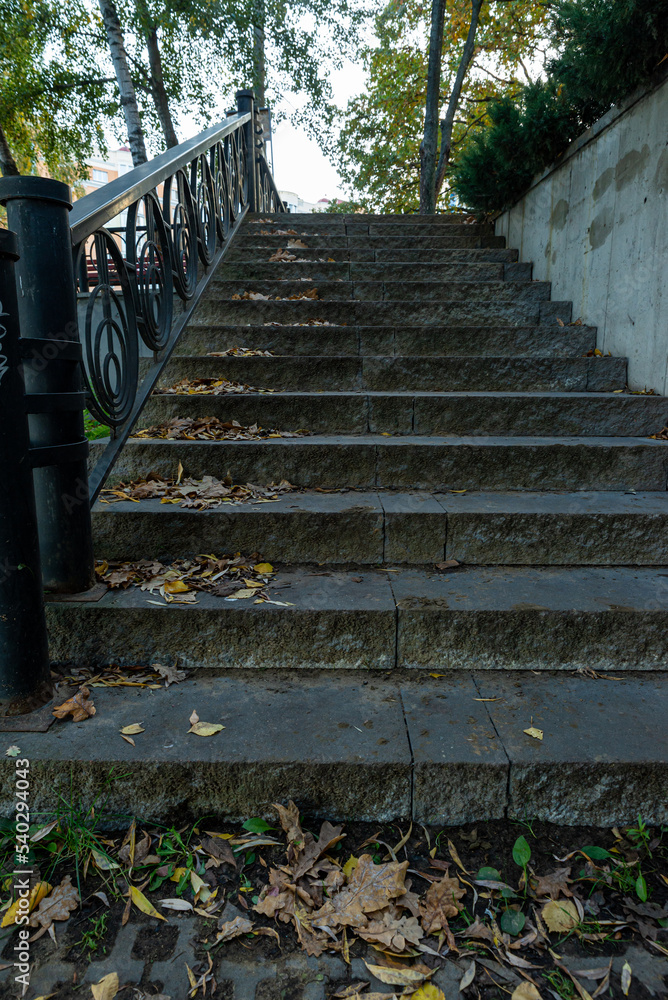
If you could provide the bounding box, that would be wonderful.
[91,972,119,1000]
[201,836,236,866]
[292,820,346,879]
[52,686,96,722]
[331,985,370,998]
[511,985,541,1000]
[214,916,254,943]
[459,917,496,944]
[434,559,460,573]
[153,662,187,686]
[28,877,79,929]
[356,912,423,952]
[530,868,573,899]
[314,854,408,930]
[274,800,304,846]
[541,899,579,933]
[134,416,308,440]
[419,874,465,934]
[287,238,308,248]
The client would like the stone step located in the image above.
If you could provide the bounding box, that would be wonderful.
[7,669,667,824]
[91,490,668,566]
[141,390,667,437]
[46,566,668,672]
[194,297,572,327]
[206,278,549,303]
[161,355,626,392]
[178,323,596,358]
[234,234,508,249]
[94,435,667,491]
[215,260,532,282]
[226,246,520,263]
[242,223,496,238]
[246,211,475,224]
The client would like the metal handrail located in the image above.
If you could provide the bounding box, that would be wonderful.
[70,113,251,245]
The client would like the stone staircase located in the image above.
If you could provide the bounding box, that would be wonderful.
[32,213,668,826]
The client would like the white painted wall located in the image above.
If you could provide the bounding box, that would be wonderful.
[496,72,668,394]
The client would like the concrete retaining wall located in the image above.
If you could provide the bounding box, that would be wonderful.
[496,71,668,394]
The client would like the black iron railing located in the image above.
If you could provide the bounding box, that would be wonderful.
[0,89,284,695]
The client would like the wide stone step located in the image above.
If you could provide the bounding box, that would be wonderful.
[178,323,596,358]
[226,246,520,263]
[92,490,668,566]
[234,234,507,249]
[46,566,668,672]
[194,297,571,327]
[206,278,548,303]
[141,390,667,437]
[242,222,495,238]
[161,355,626,392]
[246,211,475,224]
[7,669,667,824]
[215,260,531,282]
[93,435,667,491]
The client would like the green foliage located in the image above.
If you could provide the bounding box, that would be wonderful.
[242,817,275,833]
[512,834,531,868]
[0,0,113,177]
[333,0,551,212]
[452,0,668,213]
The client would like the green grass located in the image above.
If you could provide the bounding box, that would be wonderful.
[84,410,110,441]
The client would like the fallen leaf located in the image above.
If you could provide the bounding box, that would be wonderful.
[413,985,445,1000]
[120,723,144,735]
[214,916,254,943]
[153,662,187,686]
[459,961,476,991]
[363,962,428,987]
[254,562,274,574]
[159,899,193,911]
[188,721,225,736]
[541,899,579,932]
[120,734,135,745]
[511,985,541,1000]
[30,820,59,843]
[523,725,543,741]
[434,559,460,572]
[314,854,408,929]
[129,885,167,921]
[2,882,51,928]
[530,868,572,899]
[4,745,20,757]
[91,972,119,1000]
[28,877,78,929]
[52,686,96,722]
[419,873,465,934]
[621,961,632,996]
[331,985,370,998]
[201,835,236,866]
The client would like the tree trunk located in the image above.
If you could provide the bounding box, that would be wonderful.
[419,0,446,214]
[0,122,20,176]
[433,0,483,201]
[252,0,266,106]
[144,22,179,147]
[98,0,148,166]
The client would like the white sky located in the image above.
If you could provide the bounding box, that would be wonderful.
[270,58,368,203]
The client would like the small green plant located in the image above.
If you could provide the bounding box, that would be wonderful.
[84,411,110,441]
[512,835,531,893]
[242,817,275,834]
[543,968,577,999]
[77,912,109,955]
[626,815,652,855]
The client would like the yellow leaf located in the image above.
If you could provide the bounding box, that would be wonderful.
[429,673,446,678]
[188,721,225,737]
[413,984,445,1000]
[164,579,190,594]
[523,726,544,740]
[363,962,428,986]
[1,881,51,927]
[541,899,579,932]
[186,964,198,990]
[511,985,541,1000]
[129,885,167,921]
[170,866,188,882]
[244,580,264,588]
[120,723,144,735]
[91,972,119,1000]
[228,588,257,599]
[621,961,632,996]
[447,838,468,874]
[253,562,274,574]
[342,854,359,878]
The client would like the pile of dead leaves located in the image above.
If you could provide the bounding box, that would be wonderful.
[99,470,298,510]
[95,553,276,602]
[132,417,309,441]
[231,288,320,301]
[205,347,275,357]
[1,876,79,945]
[650,426,668,440]
[263,319,342,327]
[60,661,188,690]
[155,376,273,395]
[268,248,335,263]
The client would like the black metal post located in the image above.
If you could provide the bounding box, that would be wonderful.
[0,229,51,697]
[0,177,95,594]
[236,89,258,212]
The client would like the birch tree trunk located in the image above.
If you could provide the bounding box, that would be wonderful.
[0,122,20,176]
[98,0,148,166]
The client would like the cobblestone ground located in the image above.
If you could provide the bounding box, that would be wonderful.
[1,912,666,1000]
